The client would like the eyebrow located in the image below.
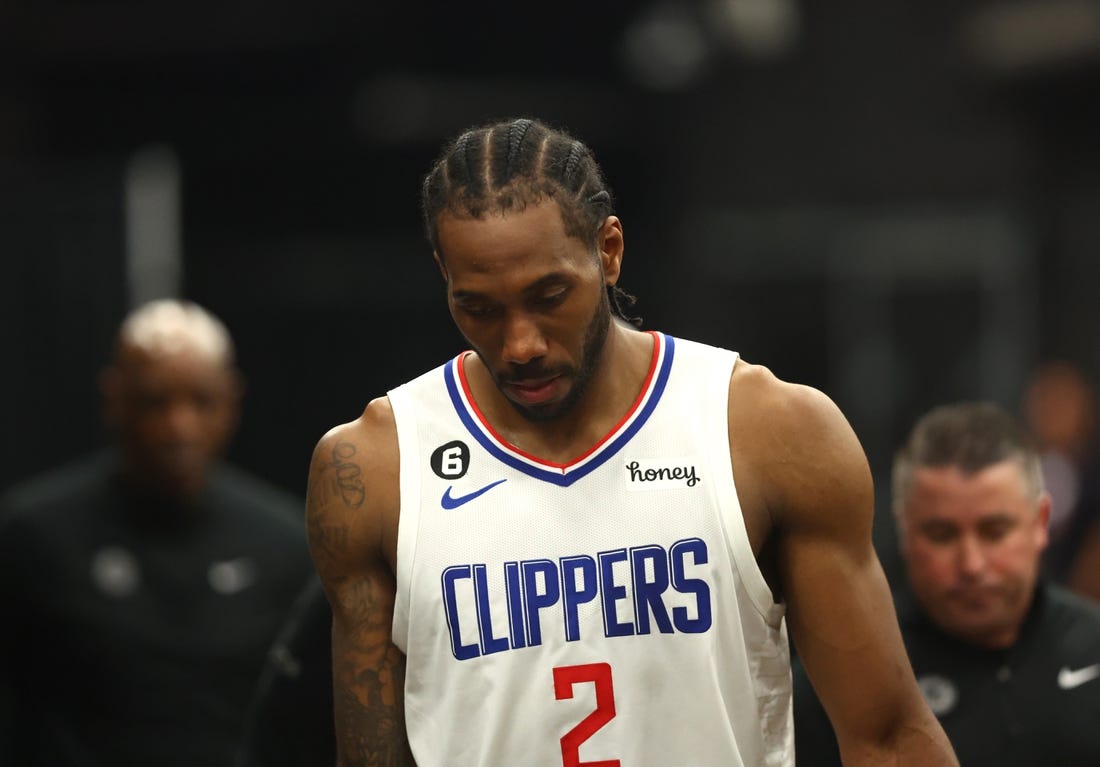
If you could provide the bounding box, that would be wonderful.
[521,273,572,296]
[451,272,573,302]
[917,519,957,530]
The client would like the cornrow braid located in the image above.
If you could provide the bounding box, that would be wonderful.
[505,118,533,177]
[562,141,585,188]
[420,117,641,325]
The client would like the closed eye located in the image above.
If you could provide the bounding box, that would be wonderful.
[978,518,1016,542]
[919,522,959,544]
[530,289,568,310]
[452,292,500,318]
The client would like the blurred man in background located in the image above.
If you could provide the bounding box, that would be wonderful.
[794,401,1100,766]
[1021,360,1100,599]
[0,298,313,766]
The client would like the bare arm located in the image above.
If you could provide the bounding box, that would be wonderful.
[306,400,416,767]
[731,365,956,766]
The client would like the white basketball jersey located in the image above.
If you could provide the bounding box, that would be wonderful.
[389,332,793,767]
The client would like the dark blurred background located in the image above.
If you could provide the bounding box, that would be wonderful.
[4,0,1100,581]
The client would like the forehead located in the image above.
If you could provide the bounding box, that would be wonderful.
[117,343,231,388]
[436,200,589,277]
[905,461,1032,520]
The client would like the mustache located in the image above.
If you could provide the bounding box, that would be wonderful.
[498,362,569,385]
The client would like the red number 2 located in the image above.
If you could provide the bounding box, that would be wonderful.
[553,662,621,767]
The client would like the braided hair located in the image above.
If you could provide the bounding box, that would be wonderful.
[421,117,640,325]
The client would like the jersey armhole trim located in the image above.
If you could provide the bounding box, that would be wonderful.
[388,384,422,653]
[712,352,784,624]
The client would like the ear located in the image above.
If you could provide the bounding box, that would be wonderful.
[597,216,624,287]
[1035,491,1053,551]
[433,251,449,282]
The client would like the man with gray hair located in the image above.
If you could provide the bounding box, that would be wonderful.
[793,401,1100,766]
[0,299,313,767]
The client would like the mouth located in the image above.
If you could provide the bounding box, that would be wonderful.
[948,586,1001,608]
[505,375,564,406]
[155,444,207,476]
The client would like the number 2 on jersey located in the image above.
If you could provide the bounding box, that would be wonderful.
[553,662,621,767]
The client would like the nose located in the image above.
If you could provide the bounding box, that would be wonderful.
[957,534,987,580]
[164,399,202,442]
[501,312,548,366]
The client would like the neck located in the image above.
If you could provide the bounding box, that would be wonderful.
[469,324,654,463]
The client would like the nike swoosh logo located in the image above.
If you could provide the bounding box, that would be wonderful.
[441,479,507,510]
[1058,664,1100,690]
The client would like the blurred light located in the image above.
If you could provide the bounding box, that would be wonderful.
[964,0,1100,73]
[705,0,801,60]
[620,3,710,91]
[125,146,182,307]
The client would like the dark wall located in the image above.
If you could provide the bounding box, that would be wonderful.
[0,159,128,489]
[4,1,1100,548]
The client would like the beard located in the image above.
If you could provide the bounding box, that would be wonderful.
[496,286,612,423]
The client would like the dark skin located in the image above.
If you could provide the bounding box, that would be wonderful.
[307,200,958,766]
[307,430,409,767]
[101,337,242,503]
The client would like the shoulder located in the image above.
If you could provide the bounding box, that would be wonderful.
[728,359,854,444]
[0,452,113,529]
[1043,583,1100,642]
[308,397,399,490]
[207,463,305,523]
[306,398,400,576]
[727,360,872,531]
[0,454,114,583]
[1031,585,1100,700]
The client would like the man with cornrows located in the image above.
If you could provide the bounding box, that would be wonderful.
[306,117,957,766]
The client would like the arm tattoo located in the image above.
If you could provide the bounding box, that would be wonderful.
[305,440,364,580]
[334,581,416,767]
[337,651,412,766]
[306,512,348,578]
[308,437,413,765]
[332,441,366,509]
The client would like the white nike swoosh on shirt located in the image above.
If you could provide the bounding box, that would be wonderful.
[1057,664,1100,690]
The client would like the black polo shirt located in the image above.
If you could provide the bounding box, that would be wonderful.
[793,582,1100,766]
[0,452,313,767]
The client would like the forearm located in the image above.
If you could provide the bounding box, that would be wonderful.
[784,541,957,766]
[838,715,957,767]
[333,632,415,767]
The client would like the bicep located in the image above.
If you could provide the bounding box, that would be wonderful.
[769,390,924,752]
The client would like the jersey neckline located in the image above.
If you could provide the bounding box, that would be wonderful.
[443,331,675,487]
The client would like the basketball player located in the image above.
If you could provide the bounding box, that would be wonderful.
[794,402,1100,765]
[306,118,957,766]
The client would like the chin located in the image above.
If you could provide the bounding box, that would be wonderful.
[509,398,567,423]
[150,470,208,502]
